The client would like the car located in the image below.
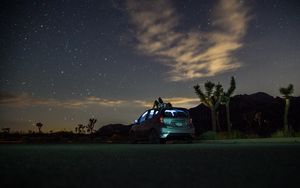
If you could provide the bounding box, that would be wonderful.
[129,107,195,144]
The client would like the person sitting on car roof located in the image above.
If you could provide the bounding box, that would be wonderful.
[153,97,172,109]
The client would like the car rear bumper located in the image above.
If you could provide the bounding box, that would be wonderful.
[160,127,195,139]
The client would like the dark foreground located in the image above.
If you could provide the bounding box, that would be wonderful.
[1,143,300,188]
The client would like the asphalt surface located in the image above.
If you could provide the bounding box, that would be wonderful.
[1,143,300,188]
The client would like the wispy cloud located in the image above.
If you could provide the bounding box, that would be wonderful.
[0,92,200,109]
[127,0,250,81]
[163,97,200,108]
[0,92,125,109]
[134,97,200,109]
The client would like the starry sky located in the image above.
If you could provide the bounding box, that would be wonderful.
[1,0,299,132]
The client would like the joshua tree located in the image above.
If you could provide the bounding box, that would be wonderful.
[194,81,223,132]
[221,76,236,132]
[76,124,85,134]
[86,118,97,134]
[1,128,10,134]
[36,122,43,133]
[279,84,294,134]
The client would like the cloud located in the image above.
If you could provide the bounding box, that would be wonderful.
[134,97,200,109]
[133,100,152,108]
[163,97,200,108]
[0,92,125,109]
[127,0,250,81]
[0,92,200,109]
[0,92,59,108]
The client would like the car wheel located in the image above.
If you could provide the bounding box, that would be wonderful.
[186,138,194,144]
[160,138,166,144]
[148,130,160,144]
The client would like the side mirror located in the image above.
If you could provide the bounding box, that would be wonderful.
[134,119,138,124]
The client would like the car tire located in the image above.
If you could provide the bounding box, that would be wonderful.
[160,138,166,144]
[148,130,160,144]
[186,138,194,144]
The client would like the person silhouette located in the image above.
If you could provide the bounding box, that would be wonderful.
[152,97,172,109]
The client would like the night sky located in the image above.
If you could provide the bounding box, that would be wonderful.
[1,0,299,132]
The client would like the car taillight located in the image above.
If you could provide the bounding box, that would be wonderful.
[159,116,164,124]
[158,116,164,125]
[189,118,193,127]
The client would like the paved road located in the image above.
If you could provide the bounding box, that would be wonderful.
[1,143,300,188]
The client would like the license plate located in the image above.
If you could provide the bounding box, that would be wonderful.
[174,122,183,126]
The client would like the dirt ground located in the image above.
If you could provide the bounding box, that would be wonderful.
[1,143,300,188]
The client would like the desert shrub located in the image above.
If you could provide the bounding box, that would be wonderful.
[199,131,217,140]
[294,131,300,137]
[270,130,297,138]
[271,130,285,138]
[245,133,259,139]
[199,131,263,140]
[216,131,246,139]
[274,129,300,138]
[226,131,244,139]
[216,132,227,139]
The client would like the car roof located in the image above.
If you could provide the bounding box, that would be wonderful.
[149,107,189,111]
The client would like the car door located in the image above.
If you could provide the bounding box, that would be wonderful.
[142,109,156,136]
[135,110,149,139]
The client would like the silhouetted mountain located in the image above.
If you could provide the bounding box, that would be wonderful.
[189,92,300,136]
[96,124,132,137]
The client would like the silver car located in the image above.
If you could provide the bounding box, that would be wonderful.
[129,107,195,144]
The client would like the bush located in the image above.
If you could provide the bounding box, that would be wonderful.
[294,131,300,137]
[224,131,243,139]
[199,131,217,140]
[199,131,263,140]
[216,131,247,139]
[271,130,286,138]
[245,133,259,139]
[271,130,300,138]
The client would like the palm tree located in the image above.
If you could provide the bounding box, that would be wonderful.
[194,81,223,132]
[279,84,294,134]
[86,118,97,134]
[36,122,43,133]
[221,76,236,132]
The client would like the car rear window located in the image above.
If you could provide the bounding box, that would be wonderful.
[162,109,188,118]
